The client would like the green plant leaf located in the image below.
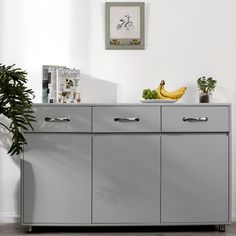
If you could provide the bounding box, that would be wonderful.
[197,76,217,93]
[0,64,35,156]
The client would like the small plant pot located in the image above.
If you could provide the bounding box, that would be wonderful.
[199,92,212,103]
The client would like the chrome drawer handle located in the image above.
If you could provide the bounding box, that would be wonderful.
[45,117,71,122]
[183,117,208,122]
[114,117,140,122]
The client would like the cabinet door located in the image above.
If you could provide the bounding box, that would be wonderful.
[23,134,91,224]
[93,134,160,224]
[161,134,229,223]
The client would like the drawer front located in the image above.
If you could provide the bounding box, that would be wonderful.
[162,106,229,132]
[93,107,160,132]
[28,106,91,132]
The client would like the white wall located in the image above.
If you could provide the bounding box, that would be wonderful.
[0,0,236,222]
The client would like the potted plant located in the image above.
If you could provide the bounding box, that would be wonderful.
[0,64,35,156]
[197,76,217,103]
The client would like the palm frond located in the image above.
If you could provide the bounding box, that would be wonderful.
[0,63,35,156]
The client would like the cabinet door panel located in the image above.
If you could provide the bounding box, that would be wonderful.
[23,134,91,224]
[161,134,228,223]
[93,134,160,224]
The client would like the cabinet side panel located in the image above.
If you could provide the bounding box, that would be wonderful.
[23,134,91,224]
[161,134,228,223]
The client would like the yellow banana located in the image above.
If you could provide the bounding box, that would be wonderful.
[160,80,187,99]
[174,91,186,100]
[156,83,174,100]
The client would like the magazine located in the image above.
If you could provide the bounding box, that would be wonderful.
[42,66,80,103]
[57,68,81,103]
[42,65,66,103]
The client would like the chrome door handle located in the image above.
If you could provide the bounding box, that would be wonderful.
[183,117,208,122]
[114,117,140,122]
[45,117,71,122]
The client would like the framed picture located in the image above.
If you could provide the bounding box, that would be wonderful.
[105,2,145,50]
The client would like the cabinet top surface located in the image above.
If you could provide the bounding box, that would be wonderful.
[33,103,231,107]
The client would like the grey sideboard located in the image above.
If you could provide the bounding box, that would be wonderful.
[22,103,231,232]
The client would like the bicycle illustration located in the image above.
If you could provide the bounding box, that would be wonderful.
[116,15,134,30]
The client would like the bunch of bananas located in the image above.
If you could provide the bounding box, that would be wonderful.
[155,80,187,100]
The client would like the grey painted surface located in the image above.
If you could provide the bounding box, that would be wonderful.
[161,134,229,223]
[228,105,232,223]
[23,133,91,224]
[93,107,160,132]
[93,134,160,223]
[162,107,229,132]
[32,103,231,107]
[26,106,91,132]
[22,104,231,226]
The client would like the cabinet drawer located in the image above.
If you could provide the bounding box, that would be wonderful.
[28,106,91,132]
[93,107,160,132]
[162,106,229,132]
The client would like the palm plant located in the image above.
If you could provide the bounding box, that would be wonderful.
[0,64,35,156]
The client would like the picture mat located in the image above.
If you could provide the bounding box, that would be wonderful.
[110,6,140,39]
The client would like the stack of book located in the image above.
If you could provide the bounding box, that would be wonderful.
[42,65,81,103]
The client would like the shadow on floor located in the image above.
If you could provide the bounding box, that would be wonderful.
[29,225,219,233]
